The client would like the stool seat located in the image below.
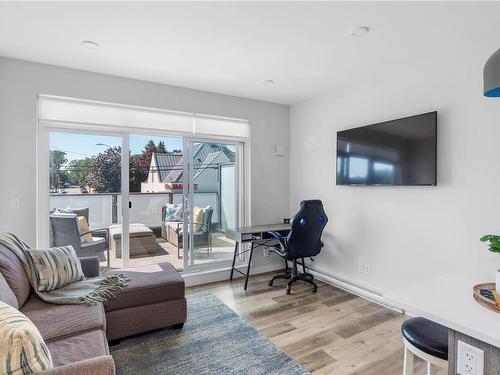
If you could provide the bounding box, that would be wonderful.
[402,317,448,361]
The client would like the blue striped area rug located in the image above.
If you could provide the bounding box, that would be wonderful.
[110,292,309,375]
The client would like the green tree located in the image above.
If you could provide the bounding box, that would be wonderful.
[87,147,121,193]
[49,150,68,190]
[68,157,94,186]
[157,141,166,153]
[129,154,146,192]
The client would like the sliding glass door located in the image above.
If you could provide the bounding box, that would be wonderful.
[48,130,127,269]
[46,129,243,272]
[183,139,239,268]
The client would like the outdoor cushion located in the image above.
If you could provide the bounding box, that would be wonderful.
[0,244,31,308]
[193,207,205,231]
[47,329,109,368]
[78,216,93,243]
[25,246,84,292]
[163,203,183,221]
[81,236,105,248]
[0,301,53,374]
[21,294,106,342]
[102,262,184,312]
[0,273,18,309]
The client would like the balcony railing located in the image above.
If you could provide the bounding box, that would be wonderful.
[49,191,219,231]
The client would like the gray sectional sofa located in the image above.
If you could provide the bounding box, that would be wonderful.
[0,240,187,375]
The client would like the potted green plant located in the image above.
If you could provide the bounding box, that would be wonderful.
[480,234,500,293]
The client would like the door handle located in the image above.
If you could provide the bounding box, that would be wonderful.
[129,201,132,209]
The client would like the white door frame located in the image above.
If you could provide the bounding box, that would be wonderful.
[37,124,250,272]
[182,136,248,272]
[37,124,131,267]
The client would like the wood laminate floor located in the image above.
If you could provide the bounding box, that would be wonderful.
[187,272,446,375]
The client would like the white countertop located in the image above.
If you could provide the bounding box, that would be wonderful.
[385,268,500,348]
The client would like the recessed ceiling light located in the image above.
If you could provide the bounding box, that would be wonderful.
[81,40,98,49]
[349,26,370,37]
[263,80,275,85]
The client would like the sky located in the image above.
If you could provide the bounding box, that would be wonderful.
[49,132,183,162]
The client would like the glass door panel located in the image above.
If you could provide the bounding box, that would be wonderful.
[185,140,238,267]
[48,131,124,269]
[127,134,184,270]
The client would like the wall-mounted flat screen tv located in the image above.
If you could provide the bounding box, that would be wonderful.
[336,111,437,186]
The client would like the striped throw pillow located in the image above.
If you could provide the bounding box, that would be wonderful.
[25,246,84,292]
[0,301,53,374]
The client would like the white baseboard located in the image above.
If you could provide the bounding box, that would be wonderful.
[182,262,283,287]
[308,269,405,314]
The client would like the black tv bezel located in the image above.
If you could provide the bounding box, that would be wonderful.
[336,111,437,187]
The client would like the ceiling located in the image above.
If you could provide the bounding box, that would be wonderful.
[1,2,499,105]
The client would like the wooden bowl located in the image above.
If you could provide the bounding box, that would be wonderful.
[473,283,500,313]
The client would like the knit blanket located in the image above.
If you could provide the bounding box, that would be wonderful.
[0,233,129,305]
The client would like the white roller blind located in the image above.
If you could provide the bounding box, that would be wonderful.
[38,96,249,138]
[194,115,250,138]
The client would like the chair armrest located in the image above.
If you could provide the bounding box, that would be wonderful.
[80,227,109,237]
[267,231,287,257]
[176,222,208,232]
[79,256,100,277]
[38,356,115,375]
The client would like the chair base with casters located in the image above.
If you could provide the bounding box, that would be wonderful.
[401,317,448,375]
[268,258,318,295]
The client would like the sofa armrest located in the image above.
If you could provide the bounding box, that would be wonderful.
[79,256,100,278]
[38,356,115,375]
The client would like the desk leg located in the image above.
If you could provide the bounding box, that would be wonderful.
[244,242,254,291]
[230,242,239,280]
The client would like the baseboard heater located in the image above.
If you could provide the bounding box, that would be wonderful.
[306,267,404,314]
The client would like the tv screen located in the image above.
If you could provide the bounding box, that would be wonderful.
[336,111,437,186]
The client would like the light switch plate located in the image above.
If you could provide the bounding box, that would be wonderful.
[273,144,284,156]
[9,197,20,210]
[457,340,484,375]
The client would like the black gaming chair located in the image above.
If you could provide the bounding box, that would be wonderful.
[267,200,328,295]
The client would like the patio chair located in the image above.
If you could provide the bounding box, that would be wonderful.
[161,206,214,258]
[49,213,108,261]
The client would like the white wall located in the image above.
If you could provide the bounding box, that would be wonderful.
[0,56,288,270]
[289,57,500,294]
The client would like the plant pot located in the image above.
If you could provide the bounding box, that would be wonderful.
[496,269,500,295]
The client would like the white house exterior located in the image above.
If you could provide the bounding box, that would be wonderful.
[141,144,231,193]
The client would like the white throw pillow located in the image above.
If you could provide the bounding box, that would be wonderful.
[0,301,53,374]
[25,246,84,292]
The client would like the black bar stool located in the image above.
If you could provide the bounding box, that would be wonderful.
[401,317,448,375]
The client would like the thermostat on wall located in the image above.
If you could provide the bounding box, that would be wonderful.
[273,144,284,156]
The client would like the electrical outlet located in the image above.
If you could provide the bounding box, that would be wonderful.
[363,264,371,275]
[357,263,371,276]
[457,340,484,375]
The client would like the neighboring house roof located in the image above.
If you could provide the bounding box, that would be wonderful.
[153,153,183,181]
[193,150,224,180]
[151,144,230,184]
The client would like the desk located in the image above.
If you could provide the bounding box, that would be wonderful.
[386,268,500,374]
[226,224,290,290]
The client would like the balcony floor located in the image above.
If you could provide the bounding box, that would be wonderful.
[101,232,235,270]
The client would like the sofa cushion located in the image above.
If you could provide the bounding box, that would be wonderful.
[102,262,185,312]
[21,294,106,342]
[0,301,53,374]
[47,329,109,368]
[0,244,31,308]
[0,273,18,309]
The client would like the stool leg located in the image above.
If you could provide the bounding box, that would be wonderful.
[426,362,432,375]
[403,346,414,375]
